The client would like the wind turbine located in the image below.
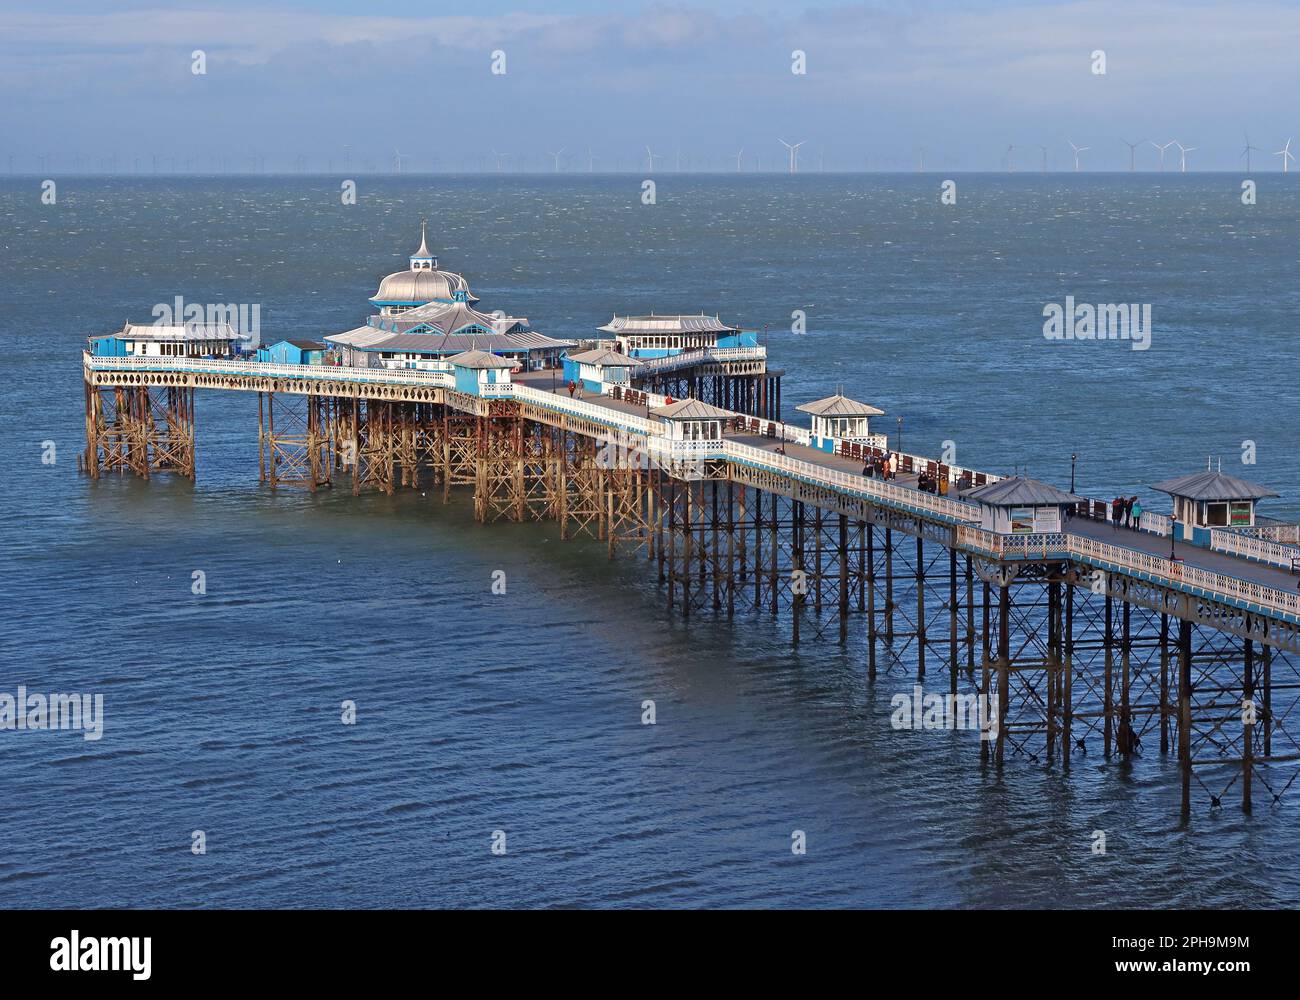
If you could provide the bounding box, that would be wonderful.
[916,147,926,172]
[1174,141,1195,172]
[393,148,410,174]
[1067,139,1089,172]
[586,146,596,172]
[1276,138,1294,173]
[735,148,744,172]
[1038,145,1048,172]
[778,139,805,173]
[645,145,663,172]
[1004,145,1016,172]
[1149,140,1174,172]
[1121,139,1144,171]
[1240,133,1263,172]
[490,148,506,172]
[547,148,565,173]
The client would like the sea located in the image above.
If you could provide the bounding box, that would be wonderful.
[1,173,1298,908]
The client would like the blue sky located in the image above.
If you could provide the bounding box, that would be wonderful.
[3,1,1298,172]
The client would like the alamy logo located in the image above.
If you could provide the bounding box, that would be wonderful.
[891,684,999,739]
[151,296,262,347]
[1043,296,1151,351]
[0,686,103,740]
[50,931,151,980]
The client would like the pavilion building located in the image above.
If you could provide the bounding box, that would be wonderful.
[596,314,757,359]
[322,225,572,370]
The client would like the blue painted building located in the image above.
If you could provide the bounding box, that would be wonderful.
[320,225,572,371]
[446,350,518,396]
[562,347,641,394]
[597,314,757,359]
[258,339,327,366]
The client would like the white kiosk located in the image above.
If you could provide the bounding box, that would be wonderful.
[965,476,1083,535]
[795,393,885,450]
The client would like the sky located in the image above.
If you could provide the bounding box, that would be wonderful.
[3,0,1299,172]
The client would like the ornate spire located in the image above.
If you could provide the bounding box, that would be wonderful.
[409,219,436,270]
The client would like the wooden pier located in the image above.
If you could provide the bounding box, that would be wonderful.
[82,352,1300,817]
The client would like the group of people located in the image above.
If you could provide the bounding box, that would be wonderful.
[1110,495,1143,529]
[861,453,898,480]
[916,469,944,494]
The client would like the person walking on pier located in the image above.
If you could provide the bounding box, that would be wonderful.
[1130,497,1143,530]
[1111,496,1124,528]
[1122,495,1134,527]
[567,380,576,398]
[889,452,898,480]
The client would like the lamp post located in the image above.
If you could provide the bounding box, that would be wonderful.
[1070,453,1077,493]
[896,416,903,456]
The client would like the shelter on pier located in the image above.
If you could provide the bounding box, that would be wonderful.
[446,350,518,396]
[965,476,1084,535]
[650,398,732,442]
[796,393,885,452]
[564,347,642,393]
[1151,470,1280,543]
[597,314,756,359]
[88,323,249,359]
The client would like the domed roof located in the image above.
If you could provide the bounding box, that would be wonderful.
[371,267,476,306]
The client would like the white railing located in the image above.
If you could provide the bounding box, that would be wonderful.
[513,383,663,436]
[723,441,982,522]
[1067,532,1300,621]
[956,526,1069,560]
[1139,511,1172,536]
[84,353,455,388]
[1210,529,1300,570]
[378,359,453,374]
[1229,522,1300,544]
[631,346,767,374]
[951,524,1300,620]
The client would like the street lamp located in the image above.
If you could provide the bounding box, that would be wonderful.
[896,416,903,455]
[1070,453,1077,493]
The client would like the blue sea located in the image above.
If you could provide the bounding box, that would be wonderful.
[1,174,1298,908]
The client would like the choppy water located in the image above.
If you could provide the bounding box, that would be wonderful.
[1,175,1298,908]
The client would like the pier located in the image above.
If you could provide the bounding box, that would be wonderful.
[79,234,1300,819]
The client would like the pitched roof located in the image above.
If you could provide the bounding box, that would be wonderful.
[445,349,519,370]
[395,300,523,336]
[119,323,248,342]
[796,393,885,417]
[322,325,391,349]
[964,476,1083,507]
[277,339,326,350]
[650,398,734,420]
[597,313,740,335]
[1150,470,1279,501]
[567,347,642,366]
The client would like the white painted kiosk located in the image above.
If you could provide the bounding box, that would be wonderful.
[795,393,885,452]
[1150,470,1280,545]
[964,476,1084,535]
[649,398,732,442]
